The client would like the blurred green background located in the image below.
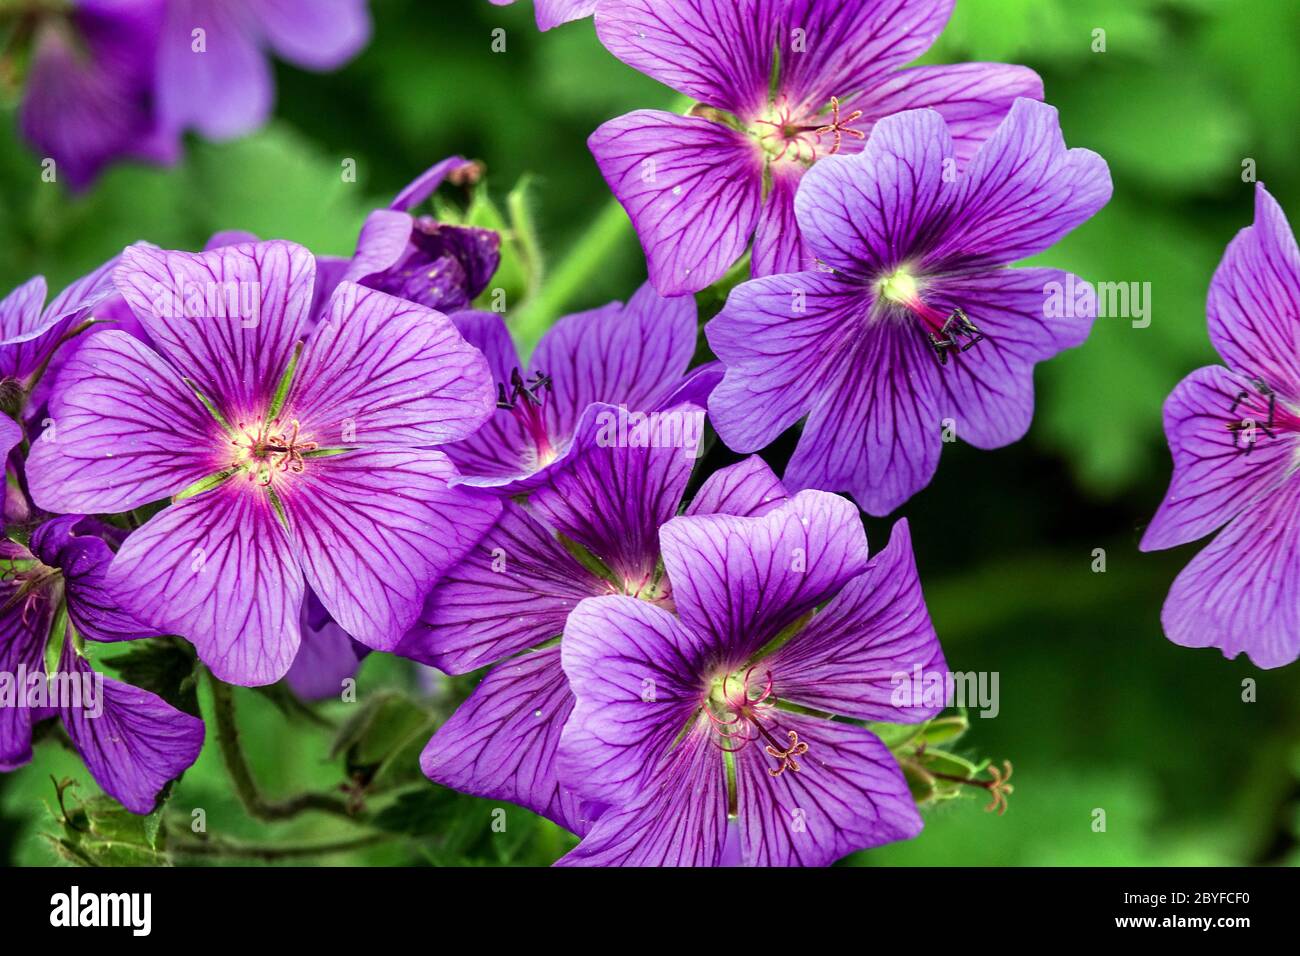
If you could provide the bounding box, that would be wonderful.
[3,0,1300,866]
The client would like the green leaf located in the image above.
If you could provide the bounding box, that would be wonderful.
[104,639,201,717]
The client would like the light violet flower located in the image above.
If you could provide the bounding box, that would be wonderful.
[707,101,1111,515]
[398,425,787,834]
[556,491,945,865]
[25,240,500,686]
[157,0,371,140]
[590,0,1042,294]
[0,515,204,813]
[1142,184,1300,668]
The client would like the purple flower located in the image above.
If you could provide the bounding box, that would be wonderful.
[284,591,367,701]
[24,240,501,686]
[316,156,500,319]
[157,0,371,141]
[18,0,178,191]
[397,424,787,834]
[0,515,205,814]
[489,0,596,31]
[443,281,714,492]
[555,491,945,865]
[1142,185,1300,668]
[589,0,1042,294]
[707,101,1111,515]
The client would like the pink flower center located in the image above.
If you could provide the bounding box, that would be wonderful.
[230,418,318,485]
[1226,377,1300,452]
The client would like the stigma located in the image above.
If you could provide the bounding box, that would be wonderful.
[875,267,985,365]
[230,418,318,485]
[1226,377,1300,453]
[705,666,811,777]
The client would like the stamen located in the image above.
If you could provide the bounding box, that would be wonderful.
[497,367,556,463]
[1224,377,1299,453]
[705,668,810,775]
[813,96,865,155]
[231,418,318,484]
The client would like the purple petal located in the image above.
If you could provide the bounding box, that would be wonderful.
[734,712,921,866]
[252,0,371,70]
[752,164,815,278]
[0,577,50,770]
[556,720,726,866]
[658,490,870,664]
[527,413,699,586]
[532,0,599,31]
[31,515,163,644]
[707,270,865,453]
[594,0,775,116]
[20,1,176,190]
[113,241,315,424]
[1161,475,1300,669]
[864,62,1043,167]
[589,110,762,295]
[930,98,1112,268]
[776,0,954,108]
[279,449,500,652]
[785,319,943,515]
[1206,184,1300,392]
[794,107,959,276]
[1142,366,1294,552]
[59,648,205,815]
[26,330,225,514]
[286,592,365,701]
[108,485,304,687]
[157,0,272,139]
[441,313,534,483]
[421,646,596,835]
[767,519,947,721]
[398,500,605,674]
[557,595,711,809]
[288,283,495,449]
[532,281,698,444]
[684,455,788,518]
[388,155,475,212]
[925,266,1094,450]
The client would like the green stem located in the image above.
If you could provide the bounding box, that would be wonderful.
[208,671,361,823]
[168,830,390,861]
[511,196,633,357]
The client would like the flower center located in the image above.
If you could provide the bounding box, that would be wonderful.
[230,418,317,485]
[705,666,809,777]
[1226,377,1300,452]
[497,367,556,466]
[0,555,60,627]
[875,267,985,366]
[751,96,863,165]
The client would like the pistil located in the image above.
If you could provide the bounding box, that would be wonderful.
[497,367,556,464]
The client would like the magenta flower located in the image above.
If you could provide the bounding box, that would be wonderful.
[398,422,786,834]
[0,515,204,813]
[157,0,371,141]
[707,101,1111,515]
[443,281,713,492]
[1142,185,1300,668]
[589,0,1042,294]
[25,240,500,686]
[556,492,945,866]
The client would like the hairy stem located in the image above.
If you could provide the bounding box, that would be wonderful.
[208,671,361,822]
[168,830,390,861]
